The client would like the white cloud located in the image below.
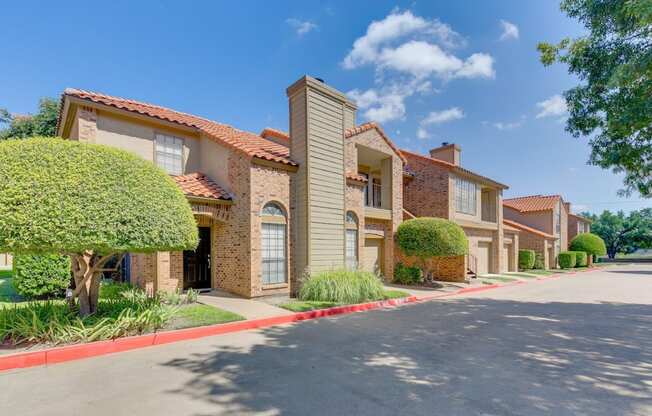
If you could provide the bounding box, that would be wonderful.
[342,10,464,69]
[286,18,317,36]
[416,127,430,139]
[347,79,433,123]
[422,107,464,125]
[492,118,524,130]
[415,107,464,139]
[499,20,519,41]
[536,94,568,118]
[572,204,589,213]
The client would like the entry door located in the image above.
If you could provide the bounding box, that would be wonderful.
[363,238,383,276]
[183,227,211,290]
[477,242,492,275]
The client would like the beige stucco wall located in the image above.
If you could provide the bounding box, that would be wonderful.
[503,207,552,235]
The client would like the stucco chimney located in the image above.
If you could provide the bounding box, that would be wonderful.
[286,76,357,283]
[429,142,461,166]
[564,202,571,213]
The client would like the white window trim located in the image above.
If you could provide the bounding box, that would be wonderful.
[154,133,184,176]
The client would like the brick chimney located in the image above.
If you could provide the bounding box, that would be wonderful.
[429,142,461,166]
[286,76,357,284]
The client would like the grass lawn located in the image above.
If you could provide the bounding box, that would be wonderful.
[506,273,540,279]
[166,304,244,330]
[480,275,519,284]
[523,270,556,276]
[279,290,411,312]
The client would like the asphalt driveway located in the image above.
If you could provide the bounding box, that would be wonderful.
[2,265,652,415]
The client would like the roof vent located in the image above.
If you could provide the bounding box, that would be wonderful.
[315,77,325,83]
[441,141,449,146]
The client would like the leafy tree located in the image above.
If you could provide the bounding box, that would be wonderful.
[538,0,652,196]
[0,138,198,316]
[0,98,59,140]
[581,209,652,258]
[396,218,468,279]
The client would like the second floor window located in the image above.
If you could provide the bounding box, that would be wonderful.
[155,133,183,175]
[455,177,477,215]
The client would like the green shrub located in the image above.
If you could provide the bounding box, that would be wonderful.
[569,233,607,258]
[12,254,71,299]
[0,286,174,346]
[396,218,468,258]
[558,251,577,269]
[99,281,133,300]
[299,269,385,304]
[161,288,198,305]
[393,263,422,285]
[518,250,536,270]
[533,252,545,269]
[573,251,588,267]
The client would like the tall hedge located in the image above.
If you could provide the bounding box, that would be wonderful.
[533,252,545,269]
[396,218,468,258]
[558,251,577,269]
[13,254,71,299]
[569,233,607,257]
[518,249,536,270]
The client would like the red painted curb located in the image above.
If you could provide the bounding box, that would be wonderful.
[0,295,420,372]
[0,269,598,372]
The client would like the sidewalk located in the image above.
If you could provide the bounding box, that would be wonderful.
[198,290,294,320]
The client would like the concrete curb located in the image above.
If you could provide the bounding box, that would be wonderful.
[0,268,600,372]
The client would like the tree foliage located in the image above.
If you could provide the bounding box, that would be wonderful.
[396,218,468,259]
[538,0,652,196]
[569,233,608,258]
[580,209,652,258]
[13,254,71,299]
[0,138,198,315]
[0,98,59,140]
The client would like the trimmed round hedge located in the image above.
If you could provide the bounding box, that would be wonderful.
[558,251,577,269]
[572,251,588,267]
[396,218,468,258]
[569,233,607,257]
[0,137,198,255]
[13,254,71,299]
[518,249,536,270]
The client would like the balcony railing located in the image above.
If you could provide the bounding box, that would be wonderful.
[364,181,383,208]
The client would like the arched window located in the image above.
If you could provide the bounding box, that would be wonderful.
[345,211,358,270]
[261,202,287,284]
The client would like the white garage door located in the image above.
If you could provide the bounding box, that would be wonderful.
[362,238,383,276]
[477,242,492,275]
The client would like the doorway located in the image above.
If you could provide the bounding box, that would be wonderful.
[183,227,212,290]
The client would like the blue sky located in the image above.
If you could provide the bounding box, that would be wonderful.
[1,1,649,213]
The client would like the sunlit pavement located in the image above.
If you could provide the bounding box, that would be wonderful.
[2,264,652,416]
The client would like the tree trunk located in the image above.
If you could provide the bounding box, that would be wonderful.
[70,251,118,317]
[88,273,102,314]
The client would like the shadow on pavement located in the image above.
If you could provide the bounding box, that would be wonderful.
[161,298,652,416]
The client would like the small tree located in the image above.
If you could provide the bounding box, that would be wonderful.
[569,233,607,262]
[396,218,468,279]
[0,138,198,316]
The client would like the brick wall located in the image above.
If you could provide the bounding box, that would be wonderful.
[250,163,292,297]
[402,152,450,219]
[395,247,467,282]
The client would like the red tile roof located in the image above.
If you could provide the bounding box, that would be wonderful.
[400,149,509,189]
[345,122,407,164]
[346,172,368,183]
[503,219,557,239]
[62,89,297,166]
[173,173,232,201]
[503,195,561,212]
[260,127,289,141]
[569,212,593,223]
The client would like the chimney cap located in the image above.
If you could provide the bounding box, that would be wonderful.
[315,77,325,83]
[441,141,449,146]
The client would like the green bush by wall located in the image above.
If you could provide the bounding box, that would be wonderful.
[573,251,588,267]
[518,250,536,270]
[533,252,545,269]
[569,233,607,258]
[13,254,71,299]
[393,263,422,285]
[396,218,468,258]
[558,251,577,269]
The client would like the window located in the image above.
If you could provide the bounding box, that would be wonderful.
[455,177,477,215]
[155,133,183,175]
[261,203,287,285]
[345,212,358,270]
